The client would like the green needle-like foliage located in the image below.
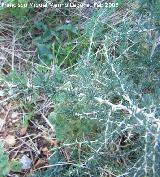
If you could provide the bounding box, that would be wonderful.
[0,143,10,177]
[35,1,160,176]
[1,0,159,176]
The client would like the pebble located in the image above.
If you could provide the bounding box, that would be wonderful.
[20,155,33,170]
[11,112,18,119]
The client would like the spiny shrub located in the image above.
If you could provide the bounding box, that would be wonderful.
[35,1,160,176]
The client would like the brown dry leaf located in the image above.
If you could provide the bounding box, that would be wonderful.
[42,147,48,153]
[50,140,58,147]
[42,135,54,144]
[5,135,16,147]
[34,159,47,169]
[42,147,52,156]
[20,127,27,136]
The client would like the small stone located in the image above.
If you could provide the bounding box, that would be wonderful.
[5,135,16,147]
[11,112,18,119]
[20,155,32,170]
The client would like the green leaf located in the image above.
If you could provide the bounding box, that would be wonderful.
[34,21,48,31]
[0,142,10,176]
[55,24,78,34]
[23,112,34,128]
[37,43,53,64]
[10,160,22,172]
[2,166,10,176]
